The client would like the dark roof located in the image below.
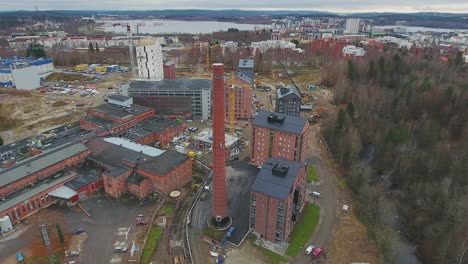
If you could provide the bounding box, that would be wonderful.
[251,158,303,200]
[139,150,189,176]
[0,143,88,188]
[252,110,307,135]
[104,166,132,178]
[126,173,147,185]
[238,59,254,69]
[91,103,152,120]
[108,94,131,102]
[65,169,102,190]
[87,138,188,176]
[127,79,211,92]
[82,115,118,128]
[276,85,301,100]
[139,116,183,133]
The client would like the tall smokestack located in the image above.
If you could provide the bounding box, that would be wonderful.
[211,63,228,222]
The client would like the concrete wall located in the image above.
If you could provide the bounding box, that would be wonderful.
[136,43,164,80]
[12,66,41,90]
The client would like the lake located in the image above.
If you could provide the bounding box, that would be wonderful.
[96,19,269,34]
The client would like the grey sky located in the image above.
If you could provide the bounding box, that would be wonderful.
[3,0,468,13]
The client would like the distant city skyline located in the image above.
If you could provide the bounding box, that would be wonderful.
[3,0,468,13]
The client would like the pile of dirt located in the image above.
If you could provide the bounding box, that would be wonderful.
[46,72,95,82]
[51,101,68,107]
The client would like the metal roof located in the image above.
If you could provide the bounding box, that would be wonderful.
[276,85,301,100]
[251,158,303,200]
[91,103,152,120]
[48,185,77,199]
[103,137,166,157]
[127,79,211,91]
[0,172,76,212]
[108,94,131,102]
[0,143,88,188]
[238,59,254,69]
[252,110,307,135]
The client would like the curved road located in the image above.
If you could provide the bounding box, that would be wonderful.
[292,131,338,264]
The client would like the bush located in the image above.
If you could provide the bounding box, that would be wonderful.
[56,224,64,245]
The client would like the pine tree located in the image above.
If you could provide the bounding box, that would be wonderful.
[88,42,94,52]
[95,42,100,52]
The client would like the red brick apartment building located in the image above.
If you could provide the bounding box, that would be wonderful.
[0,142,92,222]
[225,76,253,120]
[124,116,185,147]
[87,137,192,199]
[80,95,155,135]
[163,61,176,80]
[250,158,307,242]
[251,110,310,167]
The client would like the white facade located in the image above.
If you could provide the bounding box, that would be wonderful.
[0,59,54,90]
[136,42,164,80]
[342,45,366,57]
[345,18,360,34]
[250,40,297,55]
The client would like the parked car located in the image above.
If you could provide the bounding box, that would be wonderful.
[305,245,315,255]
[136,217,149,226]
[65,251,80,257]
[72,227,85,235]
[17,252,24,262]
[310,191,321,198]
[66,261,76,264]
[312,247,323,257]
[114,246,128,253]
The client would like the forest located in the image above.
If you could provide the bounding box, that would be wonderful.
[321,51,468,263]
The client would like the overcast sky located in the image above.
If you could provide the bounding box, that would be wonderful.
[3,0,468,13]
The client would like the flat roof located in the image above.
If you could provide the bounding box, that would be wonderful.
[82,115,118,128]
[91,103,152,121]
[108,94,131,102]
[251,158,303,200]
[127,79,211,92]
[103,137,166,157]
[140,116,183,133]
[126,173,147,185]
[104,166,132,178]
[0,143,88,188]
[193,128,240,147]
[252,110,307,135]
[238,59,254,69]
[48,185,77,199]
[65,169,101,190]
[0,172,76,212]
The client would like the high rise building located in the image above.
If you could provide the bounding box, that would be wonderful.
[251,110,310,166]
[136,40,164,80]
[345,18,360,34]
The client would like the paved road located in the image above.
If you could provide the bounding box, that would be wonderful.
[292,131,338,264]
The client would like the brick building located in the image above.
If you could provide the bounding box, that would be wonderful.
[225,77,253,120]
[251,110,310,166]
[123,116,185,147]
[163,61,176,80]
[87,137,192,199]
[250,158,307,242]
[80,99,155,135]
[237,59,255,84]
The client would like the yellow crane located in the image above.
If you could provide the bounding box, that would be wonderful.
[229,72,236,135]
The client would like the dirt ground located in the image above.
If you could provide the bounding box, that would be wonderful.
[0,71,132,144]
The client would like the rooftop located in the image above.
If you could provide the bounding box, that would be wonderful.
[126,173,147,185]
[0,143,88,188]
[163,61,175,67]
[193,128,240,147]
[139,116,183,133]
[91,103,152,121]
[253,110,308,135]
[251,158,304,200]
[238,59,254,69]
[65,169,102,190]
[0,171,76,212]
[127,79,211,92]
[108,94,132,102]
[276,85,301,100]
[103,137,166,157]
[0,56,53,70]
[82,115,118,128]
[103,166,132,178]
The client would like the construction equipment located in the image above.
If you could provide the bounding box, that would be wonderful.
[277,61,300,91]
[228,72,236,135]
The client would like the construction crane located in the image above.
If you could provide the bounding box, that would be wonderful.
[277,61,300,92]
[228,72,236,135]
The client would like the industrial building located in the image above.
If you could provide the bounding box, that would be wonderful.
[122,79,212,120]
[275,85,301,117]
[87,137,192,198]
[191,128,241,160]
[0,57,54,90]
[251,110,310,166]
[136,40,164,80]
[80,96,155,135]
[250,158,307,242]
[225,76,253,120]
[237,59,255,85]
[163,61,176,80]
[123,116,185,147]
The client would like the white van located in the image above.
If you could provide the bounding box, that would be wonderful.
[305,245,315,255]
[310,191,321,198]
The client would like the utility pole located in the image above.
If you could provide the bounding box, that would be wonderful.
[127,25,135,70]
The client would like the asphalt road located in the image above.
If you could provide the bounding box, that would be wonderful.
[292,137,338,264]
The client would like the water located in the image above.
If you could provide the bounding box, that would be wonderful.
[97,19,269,34]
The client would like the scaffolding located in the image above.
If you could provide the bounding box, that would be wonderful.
[229,72,236,135]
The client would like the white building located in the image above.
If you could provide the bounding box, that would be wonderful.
[345,18,360,34]
[136,40,164,80]
[342,45,366,57]
[250,40,297,55]
[0,57,54,90]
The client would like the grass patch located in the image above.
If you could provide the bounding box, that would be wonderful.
[259,247,288,264]
[202,226,225,242]
[162,203,175,217]
[337,178,346,189]
[307,166,319,183]
[285,204,320,257]
[141,226,164,264]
